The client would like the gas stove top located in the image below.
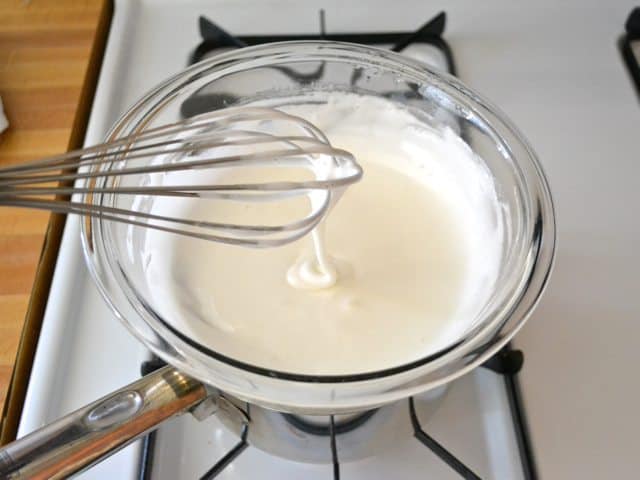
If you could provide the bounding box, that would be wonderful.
[16,1,640,479]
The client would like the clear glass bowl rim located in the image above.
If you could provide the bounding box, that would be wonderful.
[80,41,556,412]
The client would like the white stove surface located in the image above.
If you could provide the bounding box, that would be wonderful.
[17,0,640,479]
[150,370,522,480]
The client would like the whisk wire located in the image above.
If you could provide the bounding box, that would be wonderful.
[0,106,362,247]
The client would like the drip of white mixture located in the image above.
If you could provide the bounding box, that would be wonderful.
[138,93,504,375]
[286,227,338,290]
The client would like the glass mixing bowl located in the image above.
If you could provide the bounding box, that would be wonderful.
[81,42,555,413]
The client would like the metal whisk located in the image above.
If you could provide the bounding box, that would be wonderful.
[0,107,362,247]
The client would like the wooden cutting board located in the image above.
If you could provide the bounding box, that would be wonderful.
[0,0,111,444]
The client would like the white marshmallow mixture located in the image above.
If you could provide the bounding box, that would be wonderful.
[139,93,504,375]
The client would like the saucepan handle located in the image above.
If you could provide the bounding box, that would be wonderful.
[0,366,207,479]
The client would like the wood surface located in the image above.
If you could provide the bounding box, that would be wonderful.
[0,0,110,444]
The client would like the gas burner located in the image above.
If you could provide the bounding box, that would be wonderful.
[281,410,378,437]
[139,345,530,480]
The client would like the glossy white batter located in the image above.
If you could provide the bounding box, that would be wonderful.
[140,93,504,375]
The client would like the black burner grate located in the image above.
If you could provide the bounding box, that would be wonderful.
[138,346,532,480]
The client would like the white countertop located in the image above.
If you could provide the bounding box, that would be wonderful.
[435,1,639,477]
